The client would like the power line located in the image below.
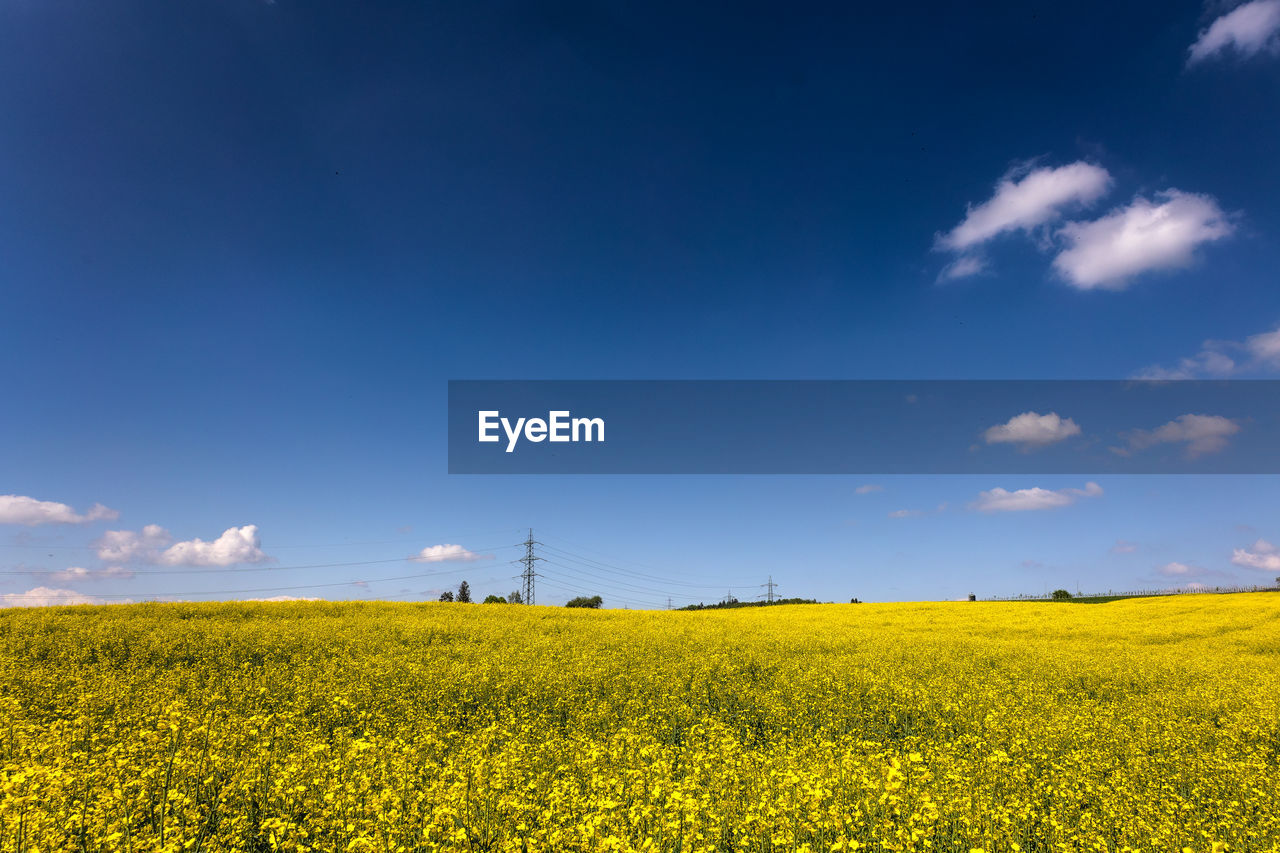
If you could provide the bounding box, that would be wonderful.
[537,533,695,576]
[538,561,704,607]
[534,576,669,610]
[536,567,675,608]
[537,542,755,590]
[539,542,724,587]
[540,559,688,595]
[6,528,762,610]
[1,543,521,576]
[49,562,498,601]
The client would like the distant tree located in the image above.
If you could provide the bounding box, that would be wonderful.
[457,581,472,603]
[438,590,454,602]
[482,594,506,604]
[1051,588,1073,601]
[565,595,603,609]
[507,590,523,604]
[850,597,861,604]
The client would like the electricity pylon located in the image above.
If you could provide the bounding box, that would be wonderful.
[759,575,779,603]
[518,528,541,605]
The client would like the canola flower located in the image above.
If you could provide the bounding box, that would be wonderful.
[1,595,1278,851]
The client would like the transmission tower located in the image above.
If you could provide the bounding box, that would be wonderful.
[518,528,541,606]
[759,575,779,603]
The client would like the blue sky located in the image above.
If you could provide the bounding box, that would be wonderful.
[4,0,1280,607]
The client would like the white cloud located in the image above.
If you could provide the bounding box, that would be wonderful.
[48,566,93,582]
[983,411,1082,448]
[1133,348,1238,380]
[1110,539,1138,554]
[1121,414,1241,458]
[0,495,119,526]
[1245,326,1280,366]
[971,481,1103,513]
[159,525,267,567]
[0,586,99,607]
[1189,0,1280,64]
[411,543,483,563]
[95,524,172,562]
[938,162,1112,254]
[937,255,988,283]
[1052,190,1233,290]
[1157,561,1195,577]
[887,509,922,518]
[1231,538,1280,571]
[1133,323,1280,379]
[855,484,884,495]
[1152,561,1234,582]
[47,566,134,583]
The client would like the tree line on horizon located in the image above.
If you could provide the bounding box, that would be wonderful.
[436,581,601,608]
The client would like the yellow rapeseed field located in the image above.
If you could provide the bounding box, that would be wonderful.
[2,595,1279,852]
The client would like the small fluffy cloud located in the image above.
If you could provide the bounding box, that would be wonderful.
[1133,323,1280,379]
[159,525,267,567]
[1231,538,1280,571]
[938,162,1112,253]
[95,525,172,562]
[887,509,922,519]
[855,484,884,495]
[937,255,988,283]
[1244,325,1280,367]
[1154,562,1233,582]
[0,586,99,607]
[0,495,119,526]
[983,411,1082,449]
[47,566,134,583]
[411,544,483,563]
[1120,414,1241,458]
[1111,539,1139,554]
[1052,191,1233,290]
[1189,0,1280,64]
[971,481,1103,513]
[1133,348,1238,380]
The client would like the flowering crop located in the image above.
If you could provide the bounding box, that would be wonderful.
[1,595,1278,852]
